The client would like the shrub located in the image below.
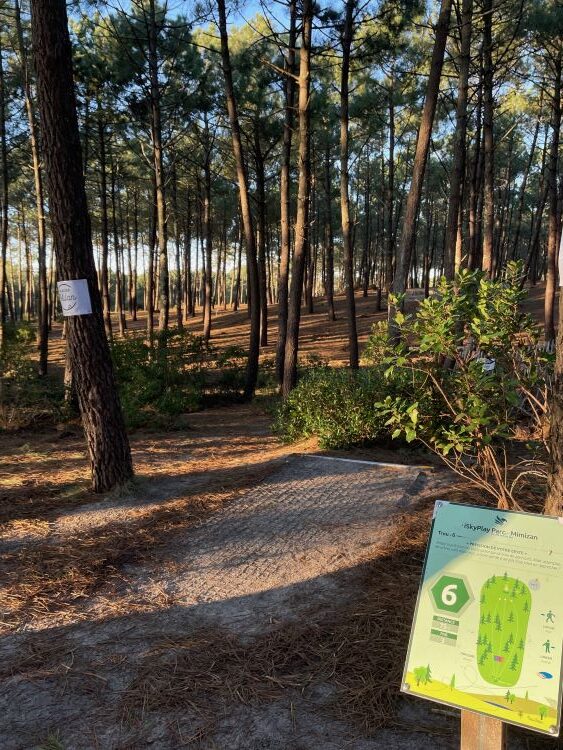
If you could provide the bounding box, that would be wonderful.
[277,263,551,508]
[274,366,389,448]
[379,263,551,508]
[111,330,207,428]
[0,323,69,430]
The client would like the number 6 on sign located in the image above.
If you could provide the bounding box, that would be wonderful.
[442,584,458,606]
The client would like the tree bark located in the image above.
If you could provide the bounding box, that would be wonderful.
[282,0,313,397]
[202,133,213,343]
[0,35,7,352]
[481,0,494,276]
[390,0,452,331]
[254,124,269,346]
[340,0,359,369]
[324,143,336,321]
[276,0,297,384]
[15,0,48,374]
[147,0,169,336]
[31,0,133,492]
[444,0,472,279]
[545,229,563,515]
[544,48,561,346]
[97,110,112,339]
[217,0,261,399]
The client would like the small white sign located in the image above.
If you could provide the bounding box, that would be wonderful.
[559,230,563,287]
[57,279,92,316]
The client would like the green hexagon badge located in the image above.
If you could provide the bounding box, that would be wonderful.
[430,574,473,615]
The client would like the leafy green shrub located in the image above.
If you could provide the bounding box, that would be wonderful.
[274,366,389,448]
[211,345,247,399]
[111,330,207,428]
[277,263,550,507]
[379,263,551,507]
[0,323,69,430]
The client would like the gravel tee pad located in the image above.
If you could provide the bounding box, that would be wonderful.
[158,454,424,616]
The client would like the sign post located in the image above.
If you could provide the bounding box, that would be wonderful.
[402,502,563,744]
[460,713,505,750]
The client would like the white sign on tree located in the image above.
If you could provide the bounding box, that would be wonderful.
[57,279,92,316]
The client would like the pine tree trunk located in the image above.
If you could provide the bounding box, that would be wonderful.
[110,157,126,336]
[217,0,260,399]
[254,126,269,347]
[172,165,183,329]
[15,0,48,374]
[98,112,112,339]
[30,0,133,492]
[390,0,452,331]
[282,0,313,397]
[544,49,561,346]
[276,0,297,384]
[148,0,168,336]
[202,141,213,343]
[0,36,7,351]
[340,0,359,368]
[545,230,563,515]
[444,0,472,279]
[324,144,336,321]
[481,0,494,276]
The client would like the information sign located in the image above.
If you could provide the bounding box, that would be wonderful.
[57,279,92,316]
[402,502,563,736]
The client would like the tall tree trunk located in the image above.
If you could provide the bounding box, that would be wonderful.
[233,212,242,312]
[31,0,133,492]
[15,0,48,374]
[98,111,112,339]
[148,0,168,336]
[254,125,269,347]
[146,178,156,341]
[444,0,472,279]
[384,81,395,295]
[390,0,453,331]
[110,157,126,336]
[276,0,297,384]
[0,35,7,352]
[340,0,359,368]
[545,227,563,515]
[481,0,494,276]
[217,0,261,399]
[184,195,194,318]
[324,143,336,321]
[282,0,313,397]
[544,49,561,345]
[172,165,183,329]
[202,141,213,343]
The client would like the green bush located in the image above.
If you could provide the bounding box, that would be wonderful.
[378,263,551,507]
[111,330,207,428]
[274,366,390,448]
[0,323,69,430]
[276,264,551,507]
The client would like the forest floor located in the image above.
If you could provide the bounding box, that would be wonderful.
[0,288,559,750]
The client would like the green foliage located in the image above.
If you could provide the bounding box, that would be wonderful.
[111,330,207,428]
[278,265,550,506]
[274,366,389,449]
[377,264,552,506]
[209,345,247,400]
[0,323,69,430]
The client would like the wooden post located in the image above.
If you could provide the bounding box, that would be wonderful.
[461,712,505,750]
